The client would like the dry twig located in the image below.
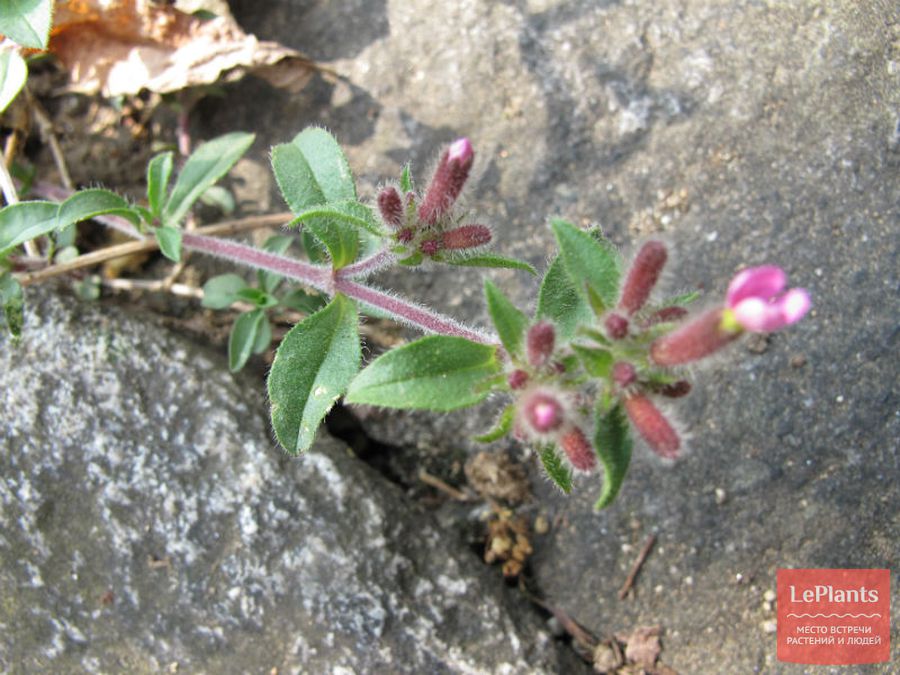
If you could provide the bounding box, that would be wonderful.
[618,534,656,600]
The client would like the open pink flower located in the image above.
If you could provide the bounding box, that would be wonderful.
[726,266,810,332]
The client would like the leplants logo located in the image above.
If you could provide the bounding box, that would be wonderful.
[777,569,890,664]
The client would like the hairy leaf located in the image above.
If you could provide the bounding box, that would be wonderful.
[0,201,58,257]
[229,309,267,372]
[446,254,536,274]
[163,132,254,227]
[57,189,140,228]
[346,336,500,411]
[572,344,613,378]
[550,219,621,309]
[146,151,174,217]
[536,254,592,340]
[202,273,248,309]
[594,403,633,509]
[474,404,515,443]
[539,446,573,494]
[268,294,360,454]
[484,279,528,359]
[272,127,356,212]
[154,225,182,262]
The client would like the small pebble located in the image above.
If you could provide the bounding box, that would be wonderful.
[715,488,727,505]
[533,514,549,535]
[761,619,778,634]
[790,354,807,368]
[764,589,776,603]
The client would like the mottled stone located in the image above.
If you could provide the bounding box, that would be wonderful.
[0,289,573,673]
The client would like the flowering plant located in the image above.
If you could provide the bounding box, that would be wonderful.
[0,128,810,509]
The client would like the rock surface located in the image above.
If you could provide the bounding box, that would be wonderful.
[215,1,899,672]
[0,289,575,673]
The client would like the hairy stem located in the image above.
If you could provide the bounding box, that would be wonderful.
[336,248,396,278]
[334,278,494,344]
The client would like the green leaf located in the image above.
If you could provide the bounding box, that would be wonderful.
[396,251,423,266]
[268,294,361,454]
[346,335,500,411]
[146,151,174,217]
[484,279,528,358]
[278,288,326,314]
[446,254,537,274]
[550,219,621,309]
[539,446,573,494]
[235,287,278,309]
[199,185,236,215]
[57,189,140,229]
[287,200,383,237]
[399,164,413,193]
[253,315,272,354]
[257,234,293,293]
[162,132,254,227]
[572,344,613,378]
[271,127,356,213]
[593,404,633,510]
[202,273,247,309]
[536,254,592,340]
[286,200,383,269]
[474,404,515,443]
[155,226,182,262]
[0,50,27,113]
[0,0,54,49]
[300,229,326,263]
[229,309,266,372]
[0,273,24,339]
[0,201,57,256]
[662,290,701,306]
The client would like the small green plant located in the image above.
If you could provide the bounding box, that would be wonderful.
[0,125,811,509]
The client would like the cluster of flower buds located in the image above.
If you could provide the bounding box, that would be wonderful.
[376,138,492,260]
[598,241,810,460]
[509,322,598,473]
[497,237,810,486]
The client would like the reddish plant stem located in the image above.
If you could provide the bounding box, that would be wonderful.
[333,278,494,344]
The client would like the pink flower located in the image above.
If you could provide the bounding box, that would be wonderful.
[418,138,474,225]
[726,266,810,332]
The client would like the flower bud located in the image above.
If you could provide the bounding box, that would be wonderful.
[604,313,629,340]
[559,427,597,473]
[441,224,492,250]
[650,308,738,366]
[420,239,442,256]
[624,394,680,459]
[620,241,668,314]
[397,228,414,244]
[507,369,529,390]
[526,321,555,367]
[523,392,564,433]
[377,186,404,228]
[612,362,637,387]
[418,138,474,225]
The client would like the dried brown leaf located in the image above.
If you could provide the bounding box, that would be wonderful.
[48,0,316,96]
[615,625,662,670]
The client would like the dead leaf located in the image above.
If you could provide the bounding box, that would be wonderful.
[615,625,662,670]
[47,0,318,97]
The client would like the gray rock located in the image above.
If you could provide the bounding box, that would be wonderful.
[0,289,576,673]
[212,1,899,672]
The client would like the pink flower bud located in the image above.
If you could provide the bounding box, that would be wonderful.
[526,321,556,367]
[612,362,637,387]
[559,427,597,473]
[397,228,414,244]
[441,224,492,250]
[418,138,474,225]
[620,241,668,314]
[523,392,564,433]
[420,239,442,256]
[377,186,404,228]
[507,369,529,390]
[650,308,738,366]
[624,394,680,459]
[604,313,629,340]
[726,266,810,332]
